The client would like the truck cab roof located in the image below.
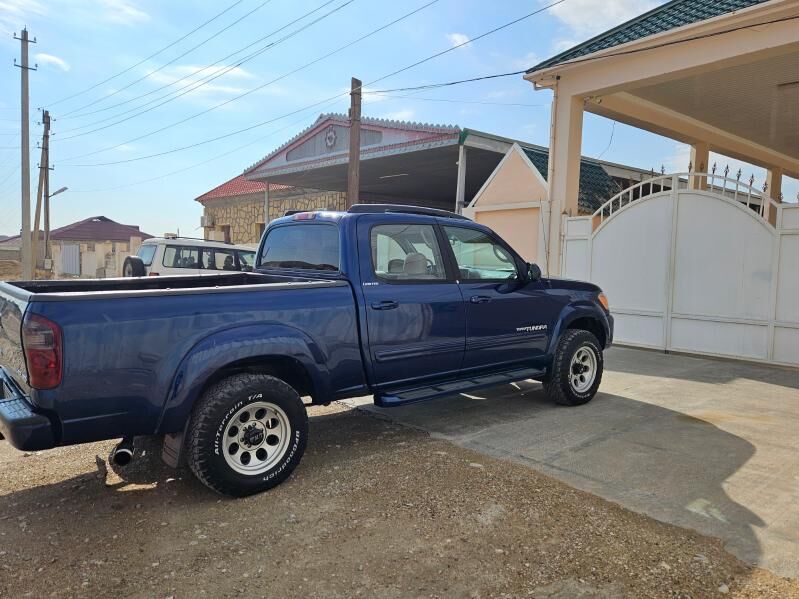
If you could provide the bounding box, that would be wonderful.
[272,204,472,227]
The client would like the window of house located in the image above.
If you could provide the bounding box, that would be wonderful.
[371,224,446,281]
[443,226,518,281]
[258,224,339,271]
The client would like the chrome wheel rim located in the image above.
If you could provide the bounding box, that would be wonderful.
[222,402,291,476]
[124,264,133,276]
[570,346,597,393]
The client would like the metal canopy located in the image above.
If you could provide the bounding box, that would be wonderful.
[260,144,505,211]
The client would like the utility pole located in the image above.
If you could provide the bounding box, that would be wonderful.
[14,28,36,280]
[33,110,51,273]
[346,77,362,208]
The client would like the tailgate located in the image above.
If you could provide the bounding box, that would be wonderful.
[0,283,30,394]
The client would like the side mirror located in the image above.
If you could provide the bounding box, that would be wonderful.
[526,262,542,282]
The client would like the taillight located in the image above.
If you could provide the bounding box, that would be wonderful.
[22,313,63,389]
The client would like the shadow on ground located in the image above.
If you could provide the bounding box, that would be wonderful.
[357,379,767,571]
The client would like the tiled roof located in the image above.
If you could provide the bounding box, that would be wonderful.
[50,216,153,242]
[522,147,620,213]
[2,216,153,244]
[528,0,767,72]
[195,174,292,203]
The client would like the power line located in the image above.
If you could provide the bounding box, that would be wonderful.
[69,97,348,194]
[57,0,343,125]
[46,0,249,108]
[54,0,356,140]
[596,120,616,160]
[0,165,21,188]
[57,0,565,193]
[365,92,546,107]
[58,0,441,159]
[62,0,564,168]
[367,70,528,93]
[57,0,278,117]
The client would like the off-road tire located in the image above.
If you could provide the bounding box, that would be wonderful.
[543,329,603,406]
[186,374,308,497]
[122,256,146,277]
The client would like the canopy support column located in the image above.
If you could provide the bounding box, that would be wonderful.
[456,145,467,214]
[547,90,583,275]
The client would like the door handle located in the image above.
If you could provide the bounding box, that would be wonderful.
[371,300,399,310]
[470,295,492,304]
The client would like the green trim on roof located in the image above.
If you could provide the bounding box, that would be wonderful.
[528,0,767,73]
[522,147,619,213]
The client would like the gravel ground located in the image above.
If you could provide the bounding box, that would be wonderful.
[0,403,796,598]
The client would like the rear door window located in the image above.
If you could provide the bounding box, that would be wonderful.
[371,224,446,281]
[163,246,201,270]
[259,225,339,271]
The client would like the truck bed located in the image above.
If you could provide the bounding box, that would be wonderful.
[2,271,331,299]
[0,271,364,448]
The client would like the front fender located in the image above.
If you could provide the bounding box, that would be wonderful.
[156,324,329,434]
[546,302,611,356]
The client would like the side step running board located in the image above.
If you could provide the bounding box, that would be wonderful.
[374,366,545,408]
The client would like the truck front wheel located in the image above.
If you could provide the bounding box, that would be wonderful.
[186,373,308,497]
[543,329,603,406]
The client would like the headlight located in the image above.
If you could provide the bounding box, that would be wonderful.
[597,292,610,312]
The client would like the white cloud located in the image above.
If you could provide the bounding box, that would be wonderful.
[381,109,415,122]
[145,64,257,99]
[547,0,658,39]
[35,52,70,72]
[96,0,149,24]
[446,33,470,49]
[0,0,45,33]
[551,38,579,54]
[512,51,541,70]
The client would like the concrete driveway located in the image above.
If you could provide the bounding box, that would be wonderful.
[348,347,799,578]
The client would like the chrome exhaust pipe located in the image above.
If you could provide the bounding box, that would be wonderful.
[111,437,134,466]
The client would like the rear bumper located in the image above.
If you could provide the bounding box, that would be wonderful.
[0,368,56,451]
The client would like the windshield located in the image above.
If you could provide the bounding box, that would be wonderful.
[258,224,339,271]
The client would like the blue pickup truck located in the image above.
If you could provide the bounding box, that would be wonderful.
[0,205,612,496]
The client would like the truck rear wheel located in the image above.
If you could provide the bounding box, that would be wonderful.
[186,373,308,497]
[543,329,603,406]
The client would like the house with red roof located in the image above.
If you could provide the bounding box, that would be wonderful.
[1,215,153,278]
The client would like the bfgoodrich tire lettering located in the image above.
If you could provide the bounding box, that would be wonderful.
[187,373,308,497]
[543,329,603,406]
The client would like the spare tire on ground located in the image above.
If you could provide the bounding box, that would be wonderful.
[122,256,146,277]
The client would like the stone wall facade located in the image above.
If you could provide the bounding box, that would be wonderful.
[202,189,348,245]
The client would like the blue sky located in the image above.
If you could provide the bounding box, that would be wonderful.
[0,0,795,237]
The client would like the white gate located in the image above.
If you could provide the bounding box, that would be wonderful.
[562,173,799,366]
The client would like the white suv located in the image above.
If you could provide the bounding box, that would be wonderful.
[123,237,257,277]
